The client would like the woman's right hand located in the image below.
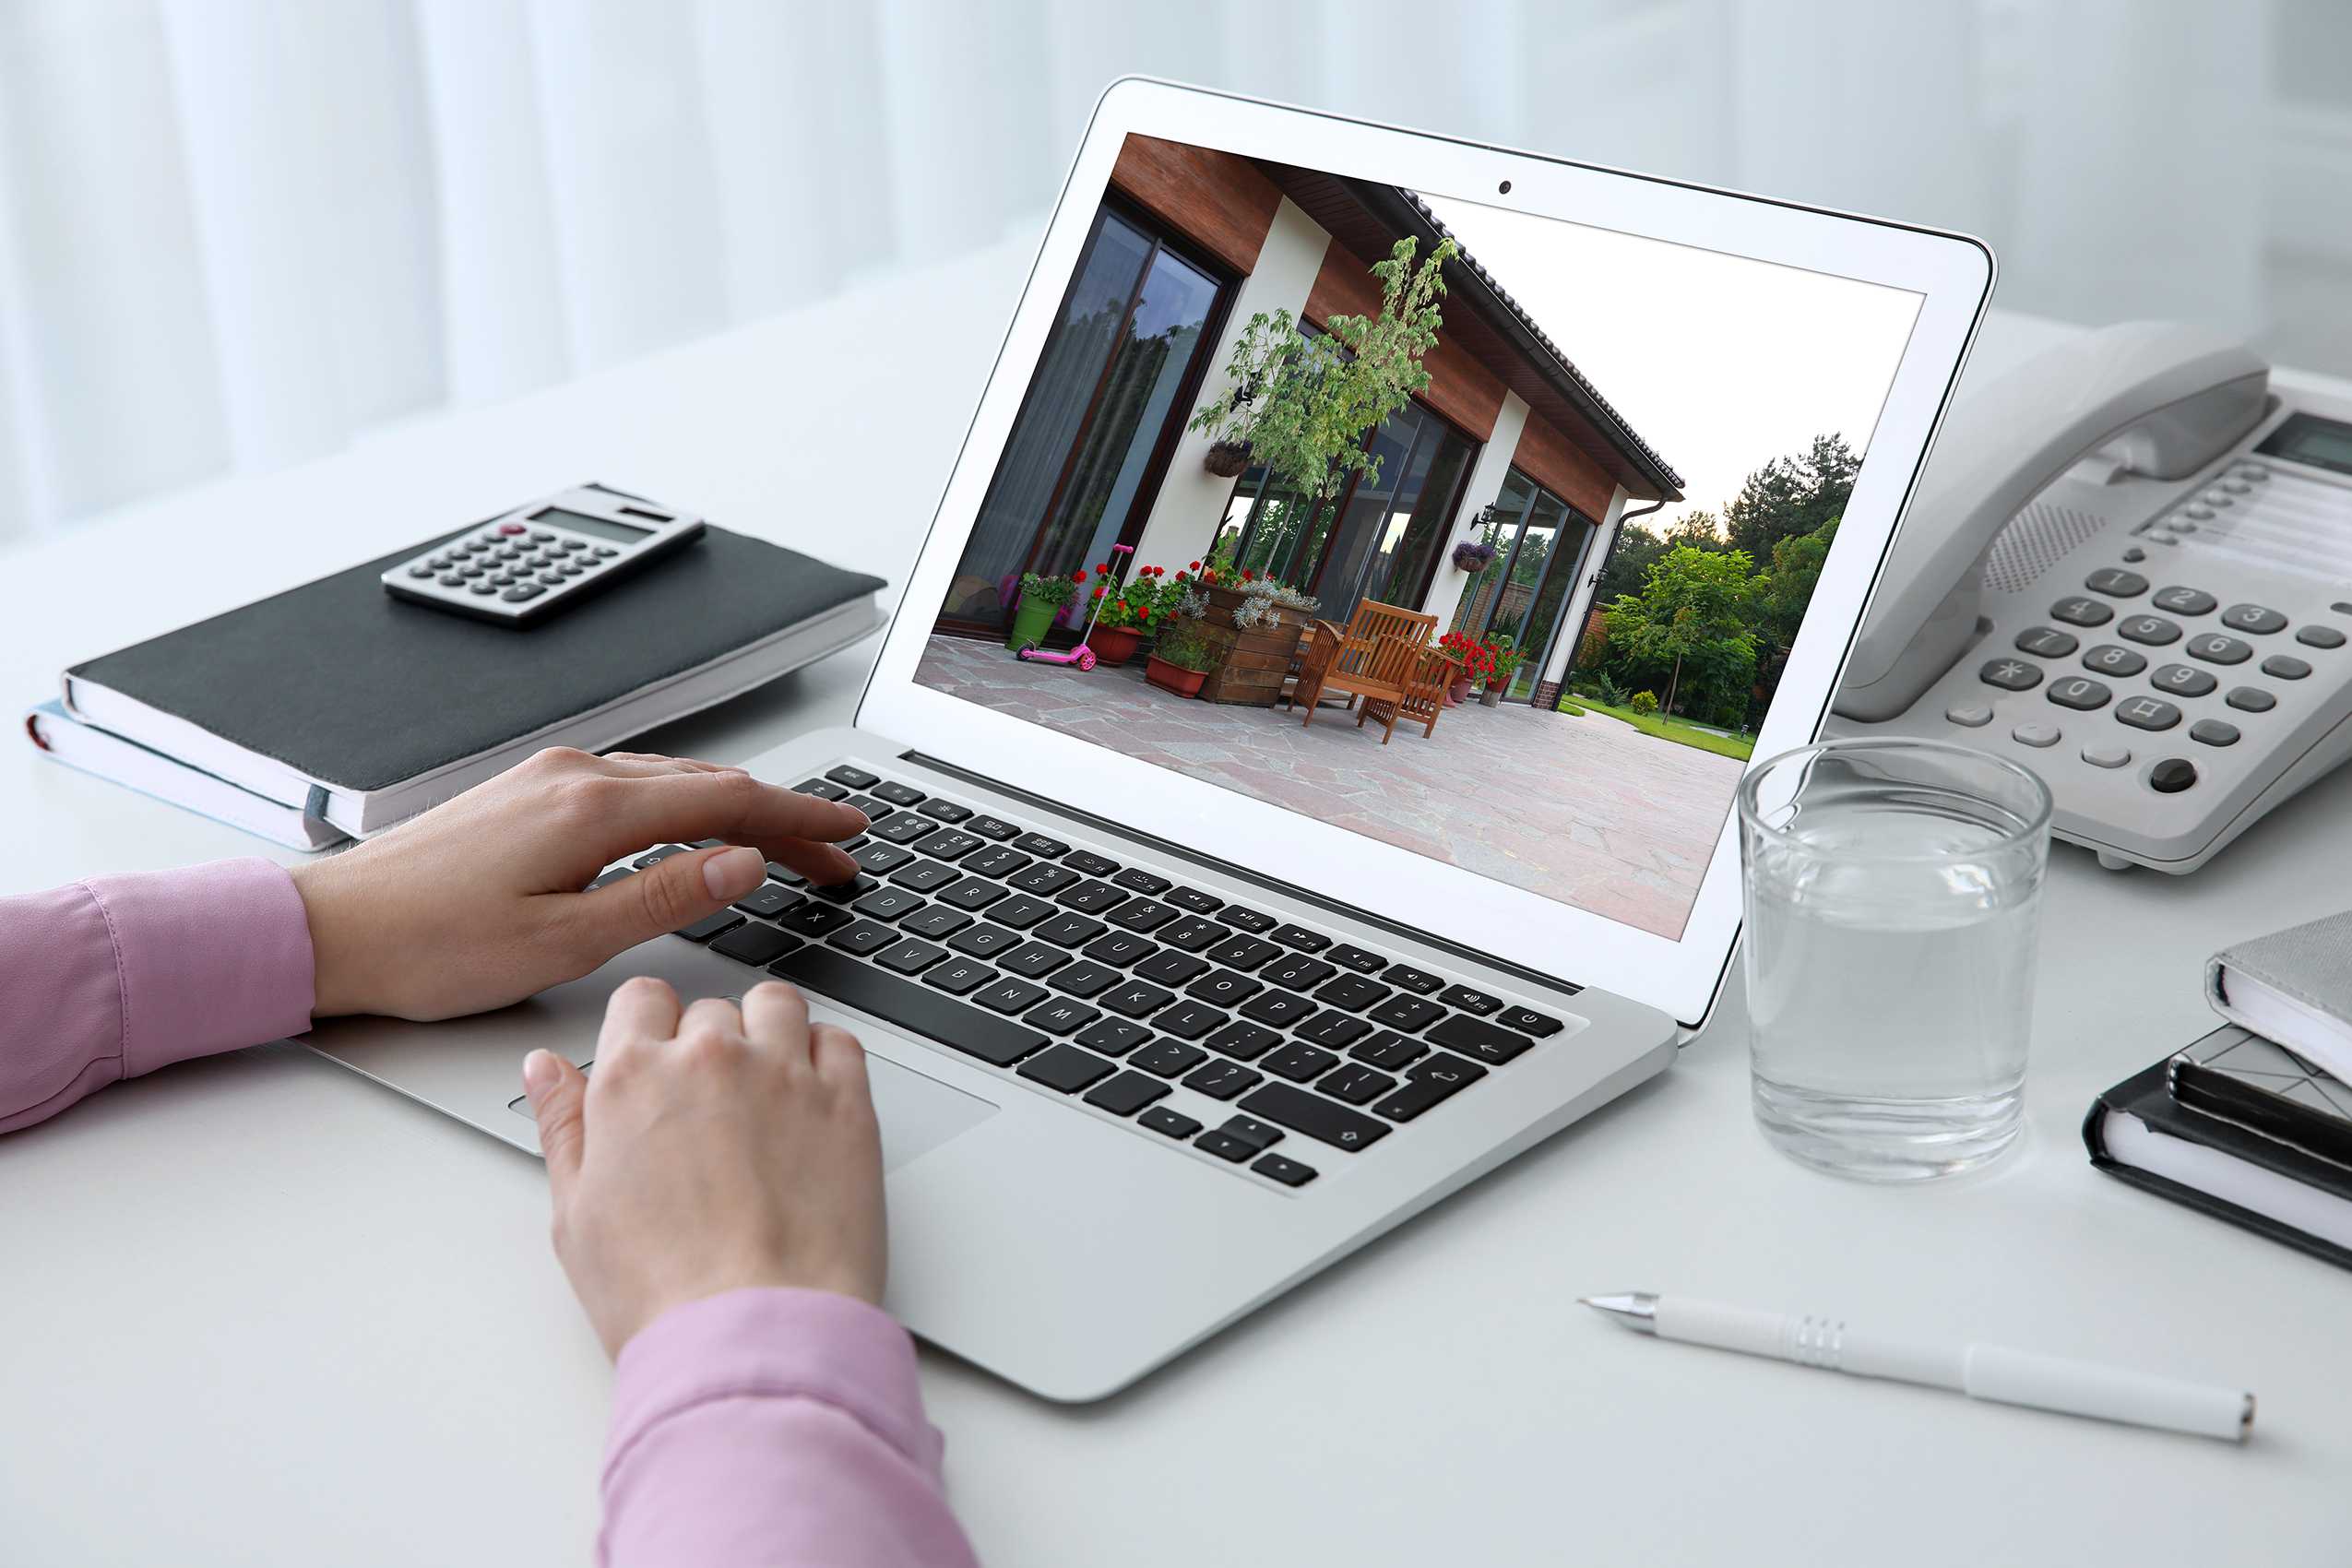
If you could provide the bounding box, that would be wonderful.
[522,977,886,1359]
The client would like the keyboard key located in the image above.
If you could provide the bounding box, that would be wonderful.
[966,814,1020,841]
[900,906,973,939]
[1318,1064,1396,1105]
[1109,899,1181,932]
[1134,951,1211,987]
[1184,1061,1264,1100]
[1264,1042,1340,1082]
[1057,881,1129,915]
[888,860,963,894]
[1438,984,1503,1016]
[1139,1105,1202,1139]
[710,923,801,966]
[1240,989,1317,1028]
[1296,1011,1373,1050]
[1157,917,1228,952]
[960,846,1030,878]
[1221,908,1278,934]
[936,876,1011,911]
[1023,996,1101,1036]
[778,903,855,937]
[827,920,900,956]
[917,829,984,861]
[1206,935,1281,970]
[1427,1014,1536,1064]
[869,780,925,807]
[1008,863,1081,897]
[1163,886,1223,914]
[1382,964,1443,995]
[765,861,805,886]
[918,800,973,823]
[1075,1018,1153,1056]
[840,796,895,824]
[1063,849,1118,876]
[1051,960,1123,998]
[635,844,693,868]
[987,893,1057,929]
[1013,831,1071,858]
[810,875,878,905]
[1195,1130,1257,1162]
[1272,924,1331,953]
[874,938,946,975]
[1186,969,1263,1008]
[850,843,917,876]
[852,886,927,921]
[734,883,802,918]
[1217,1115,1283,1152]
[1016,1043,1114,1093]
[1101,980,1175,1018]
[975,978,1050,1016]
[921,958,994,995]
[1083,1071,1170,1116]
[1112,868,1171,896]
[1203,1020,1283,1061]
[947,924,1023,958]
[998,942,1071,980]
[1371,1053,1489,1122]
[2219,602,2287,635]
[825,765,879,790]
[1313,975,1392,1012]
[1327,944,1388,975]
[1153,1002,1229,1039]
[1252,1153,1318,1187]
[1351,1030,1428,1070]
[1132,1040,1207,1078]
[772,948,1042,1066]
[1265,956,1336,992]
[1496,1006,1563,1038]
[1083,932,1158,967]
[1369,995,1445,1032]
[1239,1082,1392,1151]
[869,814,938,845]
[1033,912,1109,947]
[793,779,849,801]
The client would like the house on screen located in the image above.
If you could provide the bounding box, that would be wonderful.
[933,135,1682,710]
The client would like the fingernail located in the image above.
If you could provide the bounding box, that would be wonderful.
[522,1050,560,1106]
[703,845,766,900]
[843,805,872,832]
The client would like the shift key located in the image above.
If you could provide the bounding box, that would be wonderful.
[1236,1081,1390,1152]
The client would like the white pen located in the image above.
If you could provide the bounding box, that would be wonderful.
[1582,1292,2253,1442]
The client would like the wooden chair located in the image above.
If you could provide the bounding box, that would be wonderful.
[1354,636,1462,744]
[1321,600,1438,714]
[1284,620,1347,726]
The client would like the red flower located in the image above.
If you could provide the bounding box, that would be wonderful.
[1189,561,1201,571]
[1073,569,1087,583]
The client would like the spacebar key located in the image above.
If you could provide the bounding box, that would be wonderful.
[772,948,1048,1067]
[1236,1082,1390,1152]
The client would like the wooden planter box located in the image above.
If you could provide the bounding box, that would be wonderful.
[1194,584,1313,707]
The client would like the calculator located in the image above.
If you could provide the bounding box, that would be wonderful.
[381,483,706,626]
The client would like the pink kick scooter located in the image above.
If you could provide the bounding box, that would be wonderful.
[1015,543,1133,671]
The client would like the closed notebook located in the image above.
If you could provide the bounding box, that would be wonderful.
[2207,910,2352,1087]
[61,524,885,838]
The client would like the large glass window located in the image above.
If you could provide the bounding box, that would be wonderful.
[940,208,1222,627]
[1452,468,1596,700]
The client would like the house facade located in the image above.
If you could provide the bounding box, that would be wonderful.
[936,135,1681,710]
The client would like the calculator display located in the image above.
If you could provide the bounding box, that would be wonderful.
[535,507,652,543]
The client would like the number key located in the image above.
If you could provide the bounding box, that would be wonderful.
[2220,603,2287,635]
[2151,586,2216,615]
[2116,614,2181,646]
[2013,626,2078,658]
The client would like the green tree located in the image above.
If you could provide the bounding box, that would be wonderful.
[1661,507,1727,554]
[1605,545,1761,720]
[1755,517,1839,651]
[1594,518,1666,604]
[1722,434,1859,562]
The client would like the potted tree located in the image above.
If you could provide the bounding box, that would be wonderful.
[1005,567,1085,651]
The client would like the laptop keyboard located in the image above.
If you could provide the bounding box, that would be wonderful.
[611,764,1570,1191]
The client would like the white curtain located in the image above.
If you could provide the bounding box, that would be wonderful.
[0,0,2344,544]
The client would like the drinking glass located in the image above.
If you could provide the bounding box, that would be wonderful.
[1738,738,2052,1181]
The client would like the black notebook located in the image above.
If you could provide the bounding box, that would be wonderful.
[62,523,885,837]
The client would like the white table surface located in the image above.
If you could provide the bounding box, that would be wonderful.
[4,248,2349,1566]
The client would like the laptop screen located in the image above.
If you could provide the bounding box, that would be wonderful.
[907,133,1921,944]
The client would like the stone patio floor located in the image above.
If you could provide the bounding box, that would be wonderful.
[915,635,1747,940]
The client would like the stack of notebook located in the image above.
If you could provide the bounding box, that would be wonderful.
[2086,909,2352,1269]
[24,505,886,849]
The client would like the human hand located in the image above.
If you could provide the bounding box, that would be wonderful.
[290,748,867,1019]
[522,978,885,1356]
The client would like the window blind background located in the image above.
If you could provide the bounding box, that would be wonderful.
[0,0,2344,546]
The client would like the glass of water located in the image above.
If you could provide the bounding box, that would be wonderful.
[1738,738,2052,1182]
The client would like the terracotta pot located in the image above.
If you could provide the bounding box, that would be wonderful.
[1203,439,1253,478]
[1446,677,1473,705]
[1084,624,1143,667]
[1145,655,1207,698]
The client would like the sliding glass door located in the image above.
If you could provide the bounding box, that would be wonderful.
[1453,469,1596,701]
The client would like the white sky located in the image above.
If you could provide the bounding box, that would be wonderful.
[1419,196,1923,541]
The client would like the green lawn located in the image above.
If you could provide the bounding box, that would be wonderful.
[1560,697,1755,761]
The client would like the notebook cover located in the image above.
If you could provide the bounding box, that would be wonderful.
[2206,909,2352,1046]
[68,524,885,793]
[2167,1024,2352,1170]
[2084,1058,2352,1272]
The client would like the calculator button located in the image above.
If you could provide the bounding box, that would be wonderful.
[2149,758,2198,793]
[2049,597,2113,627]
[1943,702,1992,727]
[502,584,546,601]
[2189,719,2240,746]
[2084,568,2147,597]
[594,546,618,557]
[2185,634,2251,664]
[2148,664,2216,696]
[459,564,486,576]
[537,574,564,586]
[2043,677,2108,710]
[494,548,521,560]
[2013,627,2078,658]
[499,522,527,535]
[2298,624,2346,648]
[2225,686,2275,712]
[469,581,498,594]
[2150,586,2216,615]
[438,574,465,587]
[562,539,587,550]
[1978,659,2042,691]
[530,529,555,541]
[2261,655,2311,680]
[2219,603,2287,635]
[406,565,435,577]
[580,556,603,567]
[2081,742,2131,768]
[559,564,584,576]
[2116,614,2180,646]
[491,574,516,586]
[2079,645,2144,676]
[2114,695,2181,731]
[2010,722,2060,747]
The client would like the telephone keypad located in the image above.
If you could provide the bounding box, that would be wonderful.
[2151,586,2217,614]
[1979,659,2043,691]
[2081,645,2145,676]
[2226,686,2276,712]
[2051,597,2113,627]
[2015,626,2078,658]
[2115,696,2182,731]
[2185,634,2252,664]
[2261,655,2311,681]
[2150,664,2217,697]
[2084,568,2148,597]
[2190,719,2241,747]
[2117,614,2182,646]
[2219,603,2287,635]
[2149,759,2198,793]
[2046,677,2110,710]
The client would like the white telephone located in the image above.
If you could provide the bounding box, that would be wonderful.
[1828,321,2352,873]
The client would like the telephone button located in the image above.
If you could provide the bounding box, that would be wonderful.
[2122,547,2146,563]
[2080,645,2145,676]
[2050,597,2113,627]
[2149,663,2217,697]
[2202,490,2235,507]
[2014,626,2078,658]
[1978,659,2043,692]
[2297,625,2346,648]
[2225,686,2276,712]
[2219,603,2287,635]
[2081,742,2132,769]
[2117,614,2182,646]
[2261,654,2311,681]
[2045,677,2110,711]
[2149,758,2198,793]
[2151,586,2217,615]
[2084,568,2148,597]
[2190,719,2241,747]
[2116,696,2182,731]
[1943,702,1993,728]
[2185,634,2252,665]
[2011,722,2061,748]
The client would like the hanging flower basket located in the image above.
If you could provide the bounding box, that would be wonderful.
[1203,439,1254,479]
[1452,540,1499,573]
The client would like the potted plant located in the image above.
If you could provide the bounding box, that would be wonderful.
[1078,562,1151,666]
[1005,566,1085,651]
[1182,544,1320,706]
[1451,539,1498,575]
[1145,590,1217,697]
[1484,635,1525,706]
[1437,631,1493,705]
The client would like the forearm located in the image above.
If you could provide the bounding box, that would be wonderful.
[600,1289,979,1568]
[0,859,315,1133]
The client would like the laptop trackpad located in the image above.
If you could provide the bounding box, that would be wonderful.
[867,1051,997,1172]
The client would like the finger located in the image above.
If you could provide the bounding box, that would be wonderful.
[766,838,864,887]
[675,993,748,1047]
[524,1049,590,1197]
[574,847,766,954]
[808,1021,871,1091]
[741,980,813,1061]
[598,752,746,775]
[599,974,683,1051]
[552,769,869,871]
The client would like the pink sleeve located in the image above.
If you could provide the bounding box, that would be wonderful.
[600,1288,980,1568]
[0,859,315,1134]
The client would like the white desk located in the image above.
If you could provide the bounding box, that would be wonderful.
[4,255,2349,1566]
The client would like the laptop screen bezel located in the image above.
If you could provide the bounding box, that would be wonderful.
[854,77,1992,1028]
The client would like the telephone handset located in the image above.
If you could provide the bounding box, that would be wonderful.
[1828,321,2352,873]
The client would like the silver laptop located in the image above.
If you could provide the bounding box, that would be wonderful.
[304,79,1990,1400]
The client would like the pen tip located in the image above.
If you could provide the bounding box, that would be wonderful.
[1579,1292,1660,1331]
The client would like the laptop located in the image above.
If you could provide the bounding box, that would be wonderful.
[303,78,1991,1400]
